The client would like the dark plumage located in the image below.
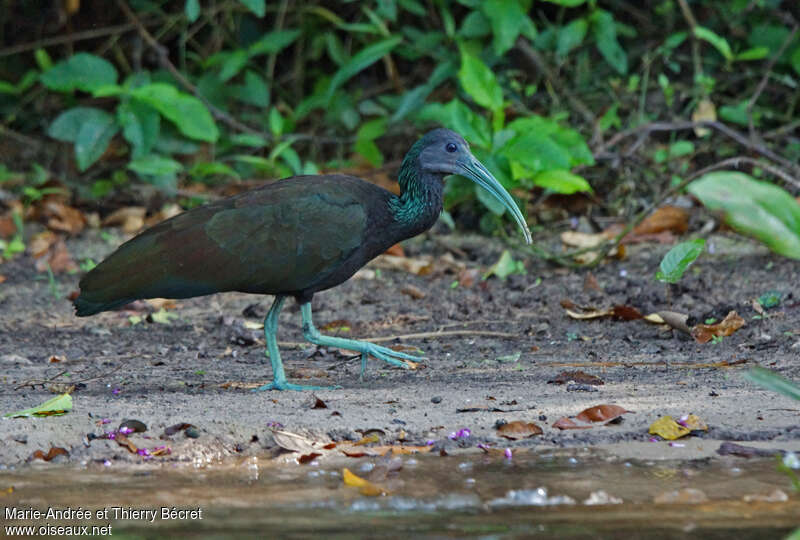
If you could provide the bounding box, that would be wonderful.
[76,129,531,390]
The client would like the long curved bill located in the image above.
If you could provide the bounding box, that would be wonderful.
[457,155,532,244]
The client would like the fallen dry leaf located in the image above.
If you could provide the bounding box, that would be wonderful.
[400,284,426,299]
[560,230,622,263]
[102,206,147,234]
[28,230,57,257]
[298,452,322,464]
[29,447,69,462]
[691,311,745,343]
[575,404,631,423]
[42,201,86,235]
[655,311,691,334]
[649,416,690,440]
[144,203,183,227]
[496,420,543,440]
[632,206,689,236]
[552,417,593,430]
[145,298,178,310]
[692,99,716,137]
[342,467,388,496]
[384,243,405,257]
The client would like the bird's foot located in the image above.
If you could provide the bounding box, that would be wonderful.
[345,343,424,381]
[252,380,341,392]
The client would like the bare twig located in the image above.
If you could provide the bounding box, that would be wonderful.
[0,21,154,58]
[597,120,800,177]
[515,38,599,140]
[747,24,799,141]
[677,0,704,93]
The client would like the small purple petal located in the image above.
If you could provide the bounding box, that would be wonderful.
[103,460,112,467]
[677,414,689,427]
[119,426,134,435]
[669,442,685,448]
[100,418,112,425]
[425,439,435,446]
[136,448,151,456]
[456,428,471,438]
[448,432,457,440]
[106,432,116,440]
[649,437,659,442]
[476,443,489,450]
[266,421,284,428]
[111,388,121,395]
[504,448,512,459]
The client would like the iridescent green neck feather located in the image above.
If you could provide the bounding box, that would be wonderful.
[389,138,443,228]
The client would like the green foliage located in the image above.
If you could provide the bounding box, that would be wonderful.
[744,367,800,402]
[688,172,800,259]
[655,239,705,283]
[0,0,796,245]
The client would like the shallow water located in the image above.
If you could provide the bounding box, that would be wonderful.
[1,450,798,539]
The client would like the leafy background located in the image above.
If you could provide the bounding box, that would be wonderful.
[1,0,799,257]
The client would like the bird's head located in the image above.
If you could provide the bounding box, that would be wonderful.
[408,128,532,244]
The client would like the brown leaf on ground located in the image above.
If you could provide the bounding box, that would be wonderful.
[575,404,631,423]
[552,417,593,430]
[691,311,745,343]
[145,298,178,311]
[102,206,147,234]
[29,447,69,462]
[370,254,433,275]
[32,236,78,274]
[560,230,622,264]
[632,206,689,236]
[692,99,716,137]
[583,272,602,292]
[0,275,6,284]
[384,243,405,257]
[496,420,543,440]
[29,230,57,257]
[611,305,643,320]
[458,268,480,287]
[298,452,322,464]
[42,201,86,235]
[310,396,327,409]
[548,370,605,385]
[144,204,183,227]
[400,284,426,299]
[654,311,691,334]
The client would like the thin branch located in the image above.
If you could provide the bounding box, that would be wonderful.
[747,24,799,141]
[677,0,704,93]
[597,120,800,177]
[0,21,155,58]
[116,0,344,145]
[515,38,599,136]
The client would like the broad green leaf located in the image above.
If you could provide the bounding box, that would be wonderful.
[416,99,491,148]
[34,48,53,71]
[268,107,284,136]
[542,0,585,5]
[238,0,265,17]
[249,29,301,56]
[744,367,800,402]
[48,107,113,143]
[694,26,733,61]
[326,36,402,101]
[74,113,119,171]
[118,100,160,159]
[591,10,628,74]
[460,10,490,38]
[791,47,800,77]
[483,250,526,280]
[481,0,528,55]
[233,70,270,107]
[356,117,388,140]
[355,117,388,167]
[0,81,16,94]
[128,154,184,176]
[229,133,268,147]
[185,0,200,22]
[189,162,240,180]
[556,18,588,57]
[688,171,800,259]
[502,132,571,172]
[5,393,73,418]
[532,169,592,194]
[475,183,507,215]
[458,51,503,112]
[390,60,454,123]
[655,238,705,283]
[735,46,769,61]
[132,83,219,142]
[719,101,750,126]
[40,53,117,93]
[232,154,274,169]
[219,50,249,82]
[669,140,694,158]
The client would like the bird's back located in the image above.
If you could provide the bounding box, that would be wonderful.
[75,175,399,315]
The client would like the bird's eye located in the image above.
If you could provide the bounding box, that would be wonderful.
[445,142,457,153]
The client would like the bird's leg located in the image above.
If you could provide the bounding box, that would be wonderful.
[300,302,424,379]
[254,295,335,392]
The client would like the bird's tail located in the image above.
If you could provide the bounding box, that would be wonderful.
[73,294,133,317]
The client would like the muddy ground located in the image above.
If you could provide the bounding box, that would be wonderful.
[0,225,798,468]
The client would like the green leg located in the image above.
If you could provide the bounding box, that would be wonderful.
[253,296,337,392]
[300,302,424,379]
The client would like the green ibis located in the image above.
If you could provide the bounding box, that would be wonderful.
[75,129,531,390]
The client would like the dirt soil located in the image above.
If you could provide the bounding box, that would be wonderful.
[1,226,799,467]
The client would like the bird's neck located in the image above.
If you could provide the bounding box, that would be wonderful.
[389,162,444,234]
